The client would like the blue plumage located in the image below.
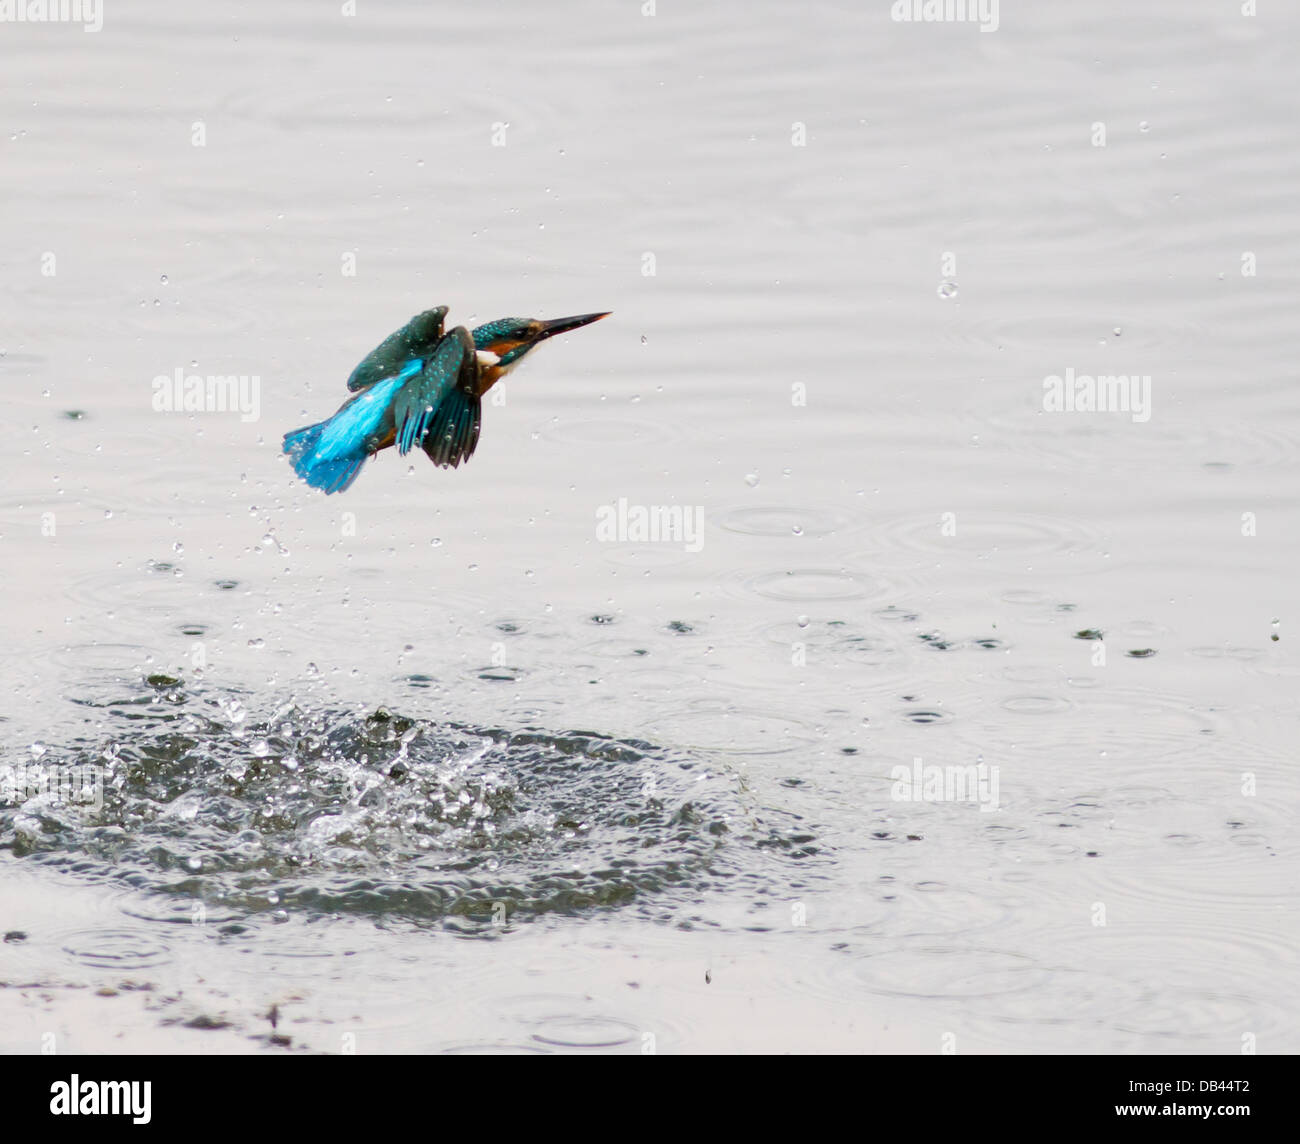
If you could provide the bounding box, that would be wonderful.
[283,372,407,494]
[281,423,367,494]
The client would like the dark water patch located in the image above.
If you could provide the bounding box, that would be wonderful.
[476,666,526,682]
[916,631,957,652]
[901,709,953,726]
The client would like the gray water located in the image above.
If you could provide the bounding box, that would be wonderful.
[1,0,1297,1053]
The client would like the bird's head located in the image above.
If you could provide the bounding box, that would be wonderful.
[470,312,610,380]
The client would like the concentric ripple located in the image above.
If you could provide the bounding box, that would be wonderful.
[714,504,853,538]
[59,928,171,971]
[742,567,889,603]
[860,511,1106,572]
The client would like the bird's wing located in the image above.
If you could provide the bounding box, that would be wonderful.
[393,326,477,456]
[422,384,482,469]
[347,306,449,392]
[424,323,484,468]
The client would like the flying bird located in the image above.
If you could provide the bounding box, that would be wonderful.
[283,307,609,493]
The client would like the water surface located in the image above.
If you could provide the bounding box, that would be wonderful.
[1,0,1297,1052]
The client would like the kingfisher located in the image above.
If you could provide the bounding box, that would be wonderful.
[283,307,610,493]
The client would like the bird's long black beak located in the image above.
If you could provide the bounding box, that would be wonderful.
[536,312,611,341]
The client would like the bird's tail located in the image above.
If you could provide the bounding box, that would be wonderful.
[282,419,368,494]
[284,372,407,494]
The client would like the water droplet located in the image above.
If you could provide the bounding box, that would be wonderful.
[1139,121,1150,132]
[1112,326,1122,337]
[247,638,265,649]
[744,473,759,487]
[160,274,169,285]
[937,281,958,300]
[430,537,442,547]
[796,615,810,629]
